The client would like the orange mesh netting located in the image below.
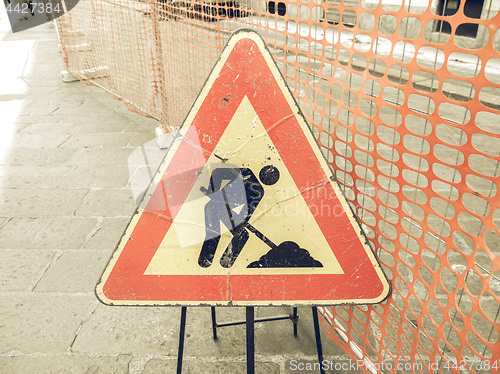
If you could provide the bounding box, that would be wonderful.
[56,0,499,372]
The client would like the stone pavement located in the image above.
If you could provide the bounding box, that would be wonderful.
[0,13,359,374]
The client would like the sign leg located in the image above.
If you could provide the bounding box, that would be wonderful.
[177,307,188,374]
[246,306,255,374]
[312,307,325,374]
[211,306,218,340]
[293,307,298,336]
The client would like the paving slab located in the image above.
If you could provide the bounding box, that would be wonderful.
[23,65,63,83]
[58,166,131,189]
[0,249,55,291]
[71,303,346,363]
[142,358,281,373]
[17,121,86,135]
[0,354,132,374]
[64,92,115,102]
[21,95,85,110]
[0,218,8,228]
[71,304,181,355]
[74,189,137,217]
[0,166,72,188]
[19,118,129,135]
[253,307,346,357]
[59,133,134,148]
[183,307,246,357]
[51,101,130,116]
[126,145,168,168]
[10,114,66,127]
[0,188,88,216]
[124,119,161,133]
[59,112,146,126]
[0,217,98,249]
[34,250,112,292]
[7,133,70,148]
[0,294,94,354]
[1,147,76,166]
[125,133,157,147]
[13,101,60,115]
[83,217,130,250]
[179,306,346,358]
[65,148,136,167]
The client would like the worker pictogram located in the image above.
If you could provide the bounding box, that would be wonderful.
[197,163,322,270]
[96,29,390,306]
[199,164,276,268]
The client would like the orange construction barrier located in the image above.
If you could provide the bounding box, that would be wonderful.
[57,0,499,372]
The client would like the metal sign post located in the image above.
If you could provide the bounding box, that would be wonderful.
[175,307,326,374]
[246,307,254,374]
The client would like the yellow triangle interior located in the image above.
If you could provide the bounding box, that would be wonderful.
[145,96,344,276]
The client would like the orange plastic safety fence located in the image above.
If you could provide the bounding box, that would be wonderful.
[56,0,500,372]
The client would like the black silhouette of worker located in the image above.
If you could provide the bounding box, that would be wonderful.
[198,165,280,268]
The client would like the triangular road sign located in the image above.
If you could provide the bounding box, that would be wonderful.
[97,29,390,306]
